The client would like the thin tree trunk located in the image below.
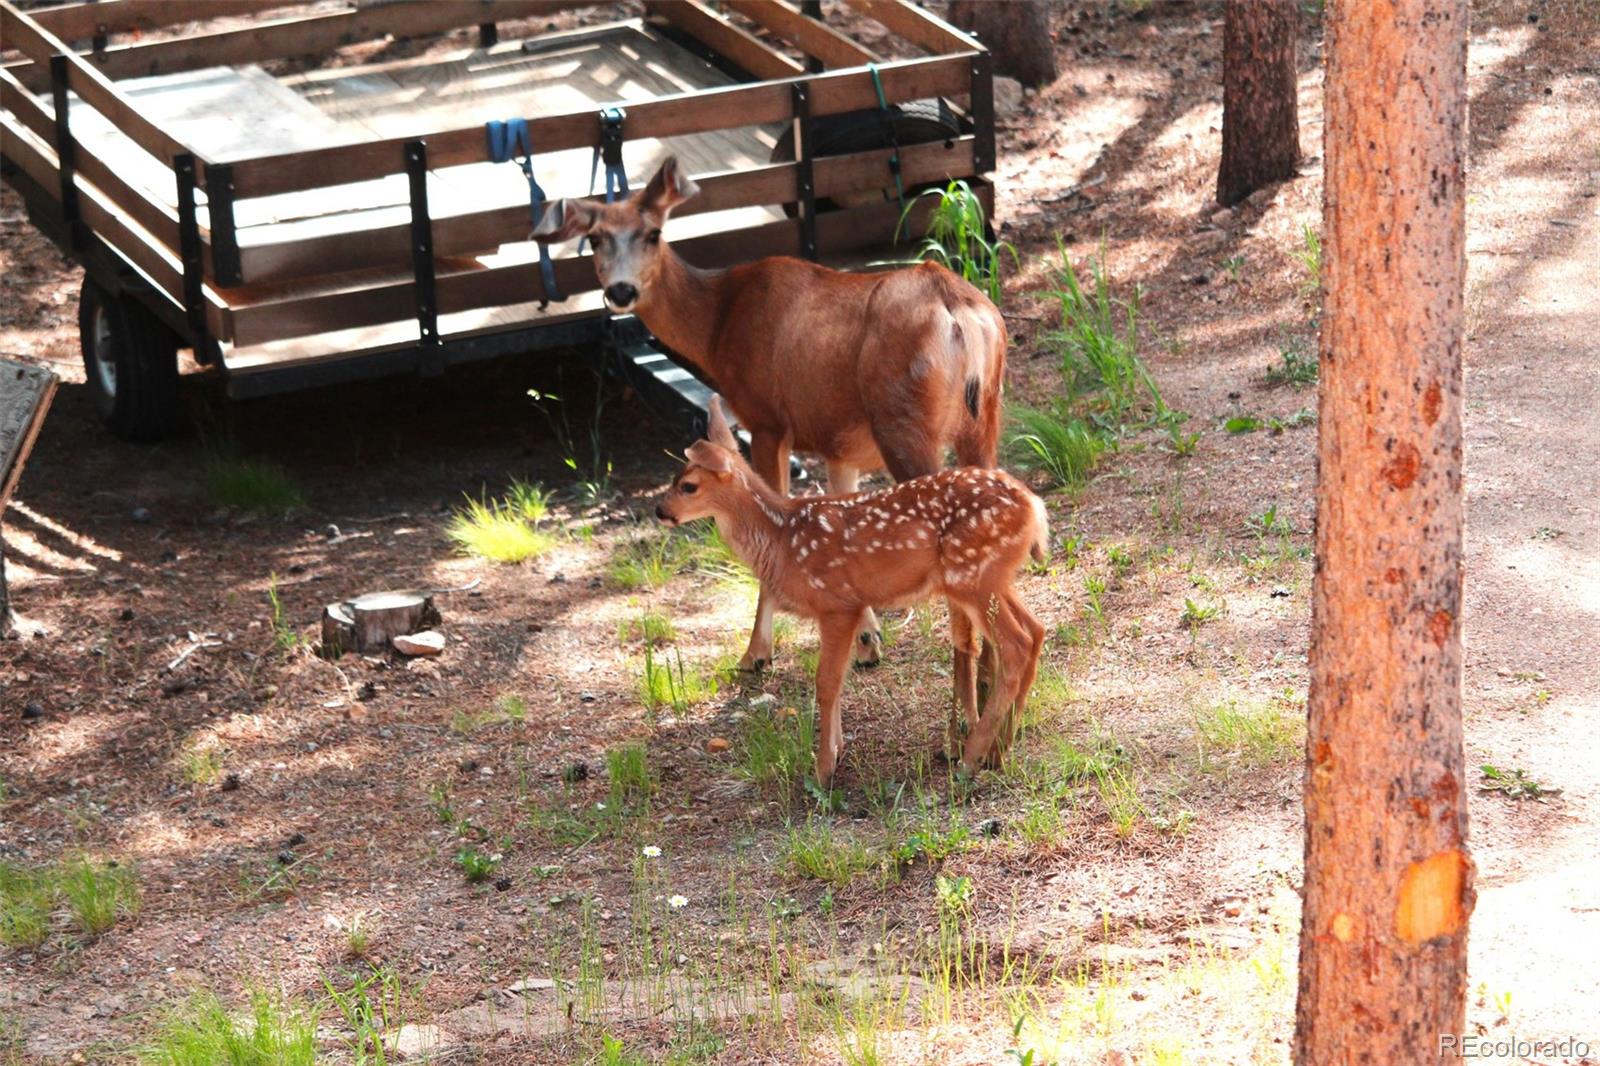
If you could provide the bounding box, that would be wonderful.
[947,0,1057,89]
[1295,2,1472,1062]
[1216,0,1301,206]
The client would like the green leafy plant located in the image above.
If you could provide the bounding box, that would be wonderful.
[896,178,1017,303]
[1479,765,1558,801]
[1294,224,1323,298]
[528,376,613,504]
[1224,415,1263,434]
[454,846,500,884]
[1180,597,1221,627]
[1266,332,1318,387]
[266,574,299,652]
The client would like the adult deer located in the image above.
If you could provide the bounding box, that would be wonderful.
[533,157,1007,673]
[657,397,1047,785]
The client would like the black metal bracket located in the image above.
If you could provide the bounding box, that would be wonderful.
[598,107,627,173]
[970,51,996,174]
[203,161,242,287]
[478,22,498,48]
[791,82,817,260]
[48,55,80,248]
[88,0,106,52]
[174,152,215,364]
[799,0,824,73]
[404,139,442,372]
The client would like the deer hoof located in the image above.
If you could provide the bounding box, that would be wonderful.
[738,653,770,673]
[852,629,883,669]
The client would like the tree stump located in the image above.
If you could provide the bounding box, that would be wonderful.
[320,591,440,656]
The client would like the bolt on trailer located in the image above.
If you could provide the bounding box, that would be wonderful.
[0,0,996,442]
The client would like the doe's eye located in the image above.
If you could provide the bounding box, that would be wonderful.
[680,482,698,495]
[646,229,662,245]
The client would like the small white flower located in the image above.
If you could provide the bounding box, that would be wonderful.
[595,802,606,811]
[642,845,661,858]
[668,894,688,910]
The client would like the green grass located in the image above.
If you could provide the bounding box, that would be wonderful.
[594,1033,651,1066]
[446,494,556,563]
[610,524,752,593]
[137,989,317,1066]
[266,575,299,652]
[607,742,655,808]
[0,856,139,946]
[1005,404,1107,491]
[638,644,725,717]
[897,178,1017,304]
[620,610,677,645]
[204,456,305,514]
[735,702,816,795]
[782,819,882,888]
[1294,224,1322,298]
[1040,240,1171,435]
[449,693,529,734]
[180,745,226,788]
[1196,695,1304,770]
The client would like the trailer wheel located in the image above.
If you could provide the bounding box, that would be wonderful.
[78,280,182,442]
[769,99,963,214]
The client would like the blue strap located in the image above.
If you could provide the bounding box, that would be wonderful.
[866,64,906,214]
[485,119,563,307]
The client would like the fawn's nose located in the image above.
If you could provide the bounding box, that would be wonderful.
[604,282,639,310]
[655,504,672,523]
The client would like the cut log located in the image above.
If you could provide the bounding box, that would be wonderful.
[320,601,357,657]
[320,591,440,656]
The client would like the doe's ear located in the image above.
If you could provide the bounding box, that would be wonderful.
[640,156,700,217]
[686,440,734,477]
[531,198,595,243]
[706,394,738,450]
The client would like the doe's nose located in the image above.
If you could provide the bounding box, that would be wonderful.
[604,282,639,308]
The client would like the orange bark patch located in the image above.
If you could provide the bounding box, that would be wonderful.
[1381,442,1422,489]
[1409,796,1430,819]
[1384,567,1404,584]
[1331,911,1356,942]
[1427,608,1453,647]
[1422,381,1443,425]
[1395,849,1470,945]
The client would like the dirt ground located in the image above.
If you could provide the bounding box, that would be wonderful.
[3,2,1597,1064]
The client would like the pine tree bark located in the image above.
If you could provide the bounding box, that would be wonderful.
[1295,2,1472,1063]
[947,0,1057,89]
[1216,0,1301,206]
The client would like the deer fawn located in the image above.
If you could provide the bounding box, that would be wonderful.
[656,397,1047,786]
[534,157,1008,676]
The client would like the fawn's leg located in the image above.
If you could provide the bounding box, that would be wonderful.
[813,610,863,787]
[948,603,981,760]
[980,591,1047,769]
[826,461,882,667]
[738,432,790,672]
[960,596,1033,773]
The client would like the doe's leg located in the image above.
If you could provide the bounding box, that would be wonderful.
[813,610,863,788]
[826,460,881,667]
[738,432,790,672]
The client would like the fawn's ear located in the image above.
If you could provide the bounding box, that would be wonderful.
[686,440,734,477]
[706,394,738,450]
[531,198,595,243]
[640,156,700,218]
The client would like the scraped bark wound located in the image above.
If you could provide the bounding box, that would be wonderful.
[1294,2,1472,1063]
[1216,0,1301,206]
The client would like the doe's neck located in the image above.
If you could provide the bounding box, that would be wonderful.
[636,246,728,374]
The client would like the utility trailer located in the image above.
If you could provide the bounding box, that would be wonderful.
[0,0,995,441]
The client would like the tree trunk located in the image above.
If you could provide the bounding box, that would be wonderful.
[1295,2,1472,1063]
[947,0,1057,89]
[1216,0,1301,206]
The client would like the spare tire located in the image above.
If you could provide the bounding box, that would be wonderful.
[769,98,962,213]
[78,279,182,442]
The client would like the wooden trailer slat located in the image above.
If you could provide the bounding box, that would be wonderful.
[839,0,978,55]
[0,110,219,333]
[222,191,953,349]
[0,1,188,168]
[228,136,975,287]
[11,1,592,89]
[643,0,805,80]
[28,0,294,43]
[0,66,182,257]
[224,53,970,199]
[721,0,877,69]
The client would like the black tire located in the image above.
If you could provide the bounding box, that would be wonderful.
[769,98,963,214]
[78,279,182,442]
